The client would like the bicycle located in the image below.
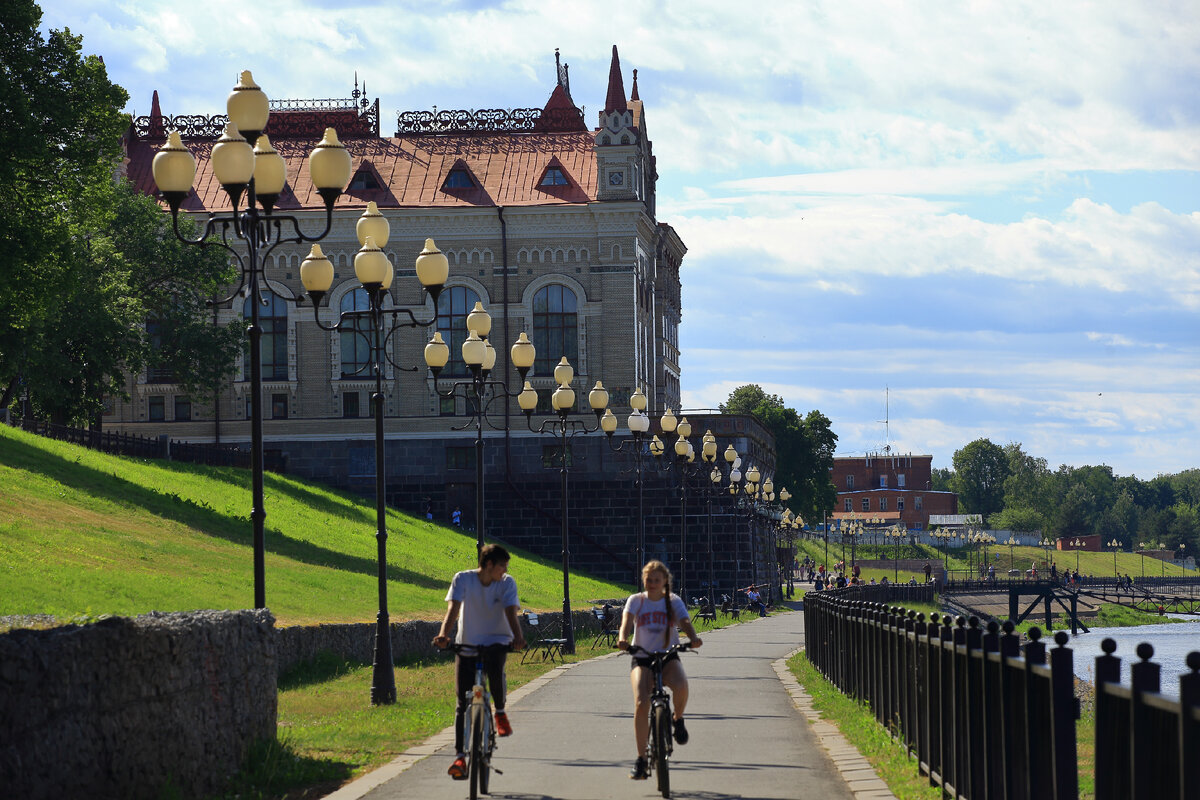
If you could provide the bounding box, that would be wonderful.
[446,642,511,799]
[626,642,692,798]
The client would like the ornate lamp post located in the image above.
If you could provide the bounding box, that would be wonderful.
[301,215,447,705]
[1158,542,1166,577]
[423,302,535,557]
[1071,538,1084,572]
[1107,538,1121,578]
[887,523,905,583]
[1041,537,1055,575]
[1006,535,1018,575]
[517,358,609,654]
[600,386,656,589]
[1138,541,1148,577]
[152,72,353,610]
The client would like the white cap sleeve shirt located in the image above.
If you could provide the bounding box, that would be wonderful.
[623,592,690,651]
[446,570,519,647]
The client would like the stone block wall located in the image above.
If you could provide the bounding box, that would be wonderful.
[0,609,276,800]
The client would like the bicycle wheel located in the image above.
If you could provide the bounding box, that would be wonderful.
[653,703,671,797]
[468,705,484,800]
[479,711,492,795]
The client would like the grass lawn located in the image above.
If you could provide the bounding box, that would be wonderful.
[0,425,630,625]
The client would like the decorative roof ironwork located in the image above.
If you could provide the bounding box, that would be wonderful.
[395,106,586,136]
[132,97,380,141]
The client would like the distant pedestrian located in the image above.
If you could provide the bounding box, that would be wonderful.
[924,562,932,583]
[451,506,462,527]
[425,497,434,521]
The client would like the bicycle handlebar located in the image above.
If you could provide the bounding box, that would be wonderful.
[442,642,515,655]
[625,642,692,659]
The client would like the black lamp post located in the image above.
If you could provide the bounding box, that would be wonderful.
[649,412,719,603]
[518,358,609,654]
[1108,538,1121,578]
[151,72,353,611]
[424,302,535,558]
[601,387,660,590]
[301,221,447,706]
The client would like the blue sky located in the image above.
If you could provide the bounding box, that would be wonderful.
[42,0,1200,479]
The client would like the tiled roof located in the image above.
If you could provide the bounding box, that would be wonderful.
[125,129,598,211]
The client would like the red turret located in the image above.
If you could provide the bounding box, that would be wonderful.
[604,45,627,113]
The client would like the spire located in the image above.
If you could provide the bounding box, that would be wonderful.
[148,90,165,139]
[630,69,640,102]
[604,44,627,113]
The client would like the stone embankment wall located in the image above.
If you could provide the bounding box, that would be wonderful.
[275,609,605,675]
[0,609,275,800]
[0,607,607,799]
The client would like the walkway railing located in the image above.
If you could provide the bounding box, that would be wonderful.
[803,585,1200,799]
[11,418,285,472]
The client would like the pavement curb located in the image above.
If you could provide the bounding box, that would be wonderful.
[320,655,614,800]
[772,648,898,800]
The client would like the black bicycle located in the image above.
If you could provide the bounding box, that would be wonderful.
[627,642,692,798]
[447,643,511,799]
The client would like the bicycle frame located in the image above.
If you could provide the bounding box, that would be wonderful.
[627,643,691,797]
[448,643,509,799]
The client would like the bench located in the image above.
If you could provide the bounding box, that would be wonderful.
[521,612,566,663]
[693,604,717,628]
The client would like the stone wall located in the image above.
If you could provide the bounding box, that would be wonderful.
[274,609,607,676]
[0,610,276,800]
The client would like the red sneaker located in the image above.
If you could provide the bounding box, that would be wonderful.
[495,710,513,737]
[448,755,467,780]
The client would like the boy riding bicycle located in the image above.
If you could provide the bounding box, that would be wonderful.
[617,560,703,780]
[433,544,526,780]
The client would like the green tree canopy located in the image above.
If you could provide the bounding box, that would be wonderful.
[1,1,240,423]
[952,438,1011,517]
[719,385,837,521]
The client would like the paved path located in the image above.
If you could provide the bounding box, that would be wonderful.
[327,607,889,800]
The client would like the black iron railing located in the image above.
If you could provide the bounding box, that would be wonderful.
[12,418,285,472]
[803,585,1200,799]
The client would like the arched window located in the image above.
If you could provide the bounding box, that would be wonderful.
[533,284,577,376]
[243,292,288,380]
[340,288,372,378]
[436,286,482,377]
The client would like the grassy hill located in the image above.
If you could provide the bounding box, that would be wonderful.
[0,425,631,625]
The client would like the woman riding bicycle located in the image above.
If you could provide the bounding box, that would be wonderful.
[617,560,703,780]
[433,544,526,780]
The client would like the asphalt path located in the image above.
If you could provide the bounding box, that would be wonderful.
[338,605,856,800]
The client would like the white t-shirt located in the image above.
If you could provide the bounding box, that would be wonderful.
[623,592,689,651]
[446,570,519,648]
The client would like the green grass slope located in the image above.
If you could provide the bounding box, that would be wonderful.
[0,425,631,625]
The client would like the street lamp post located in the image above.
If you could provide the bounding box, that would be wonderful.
[301,224,447,706]
[423,303,536,558]
[888,523,905,583]
[601,387,657,590]
[1138,541,1148,577]
[1071,538,1083,572]
[1159,542,1166,577]
[1108,538,1121,578]
[1006,535,1018,575]
[152,72,353,611]
[517,358,609,654]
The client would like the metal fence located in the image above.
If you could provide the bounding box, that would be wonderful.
[12,419,285,472]
[803,585,1200,799]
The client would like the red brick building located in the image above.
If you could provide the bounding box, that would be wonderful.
[829,453,957,529]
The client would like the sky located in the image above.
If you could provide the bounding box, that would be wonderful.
[41,0,1200,480]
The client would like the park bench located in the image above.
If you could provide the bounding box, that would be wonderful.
[521,612,566,663]
[692,600,717,628]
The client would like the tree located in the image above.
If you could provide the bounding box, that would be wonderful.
[0,2,240,423]
[719,385,838,521]
[952,438,1011,517]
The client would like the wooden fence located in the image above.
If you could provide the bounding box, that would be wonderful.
[803,584,1200,799]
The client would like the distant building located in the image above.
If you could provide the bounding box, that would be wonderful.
[829,453,957,529]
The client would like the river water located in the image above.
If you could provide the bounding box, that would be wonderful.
[1067,617,1200,696]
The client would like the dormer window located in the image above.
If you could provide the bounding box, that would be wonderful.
[348,169,381,190]
[540,167,569,186]
[443,168,474,189]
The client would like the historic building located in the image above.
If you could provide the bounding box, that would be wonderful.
[829,452,957,529]
[110,47,779,592]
